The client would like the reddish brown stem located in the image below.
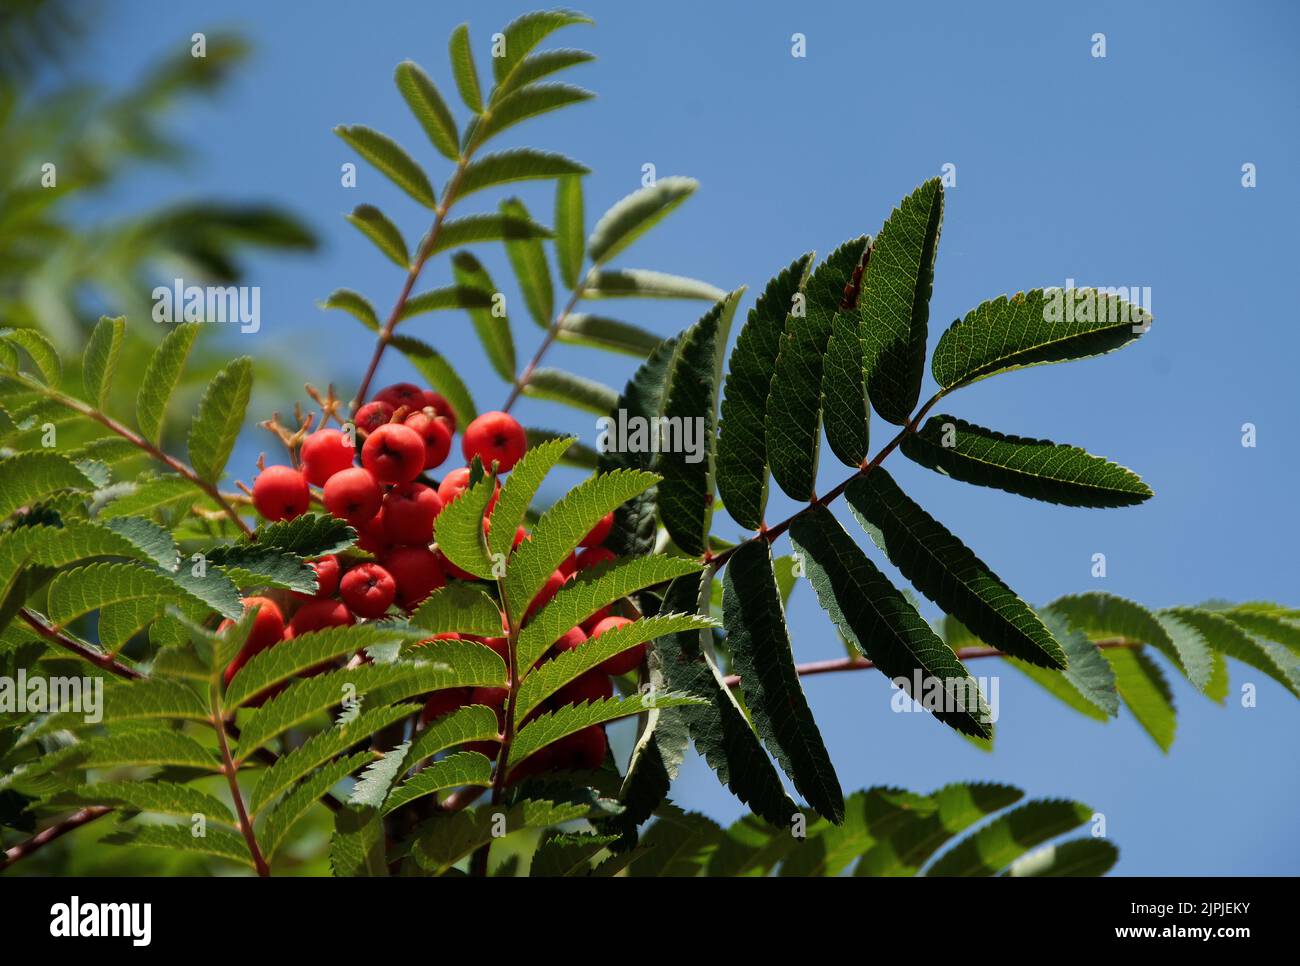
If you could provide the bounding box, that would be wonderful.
[1,806,114,869]
[19,608,141,679]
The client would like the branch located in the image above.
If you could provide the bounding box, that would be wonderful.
[8,371,252,537]
[502,283,585,413]
[211,683,270,877]
[1,806,113,870]
[19,608,141,679]
[722,637,1139,689]
[352,156,473,411]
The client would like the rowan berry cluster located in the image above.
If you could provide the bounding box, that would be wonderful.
[231,382,628,774]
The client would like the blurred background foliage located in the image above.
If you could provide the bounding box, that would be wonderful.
[0,0,314,464]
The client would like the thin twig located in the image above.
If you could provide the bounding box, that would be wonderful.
[502,284,585,413]
[19,608,141,679]
[1,806,113,870]
[211,683,270,877]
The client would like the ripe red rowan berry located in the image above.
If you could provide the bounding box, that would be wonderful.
[461,410,527,473]
[323,466,382,526]
[525,568,566,621]
[293,555,341,601]
[354,400,395,434]
[580,511,614,549]
[555,669,614,706]
[299,428,354,486]
[288,598,355,637]
[382,545,445,609]
[356,508,393,556]
[362,422,426,484]
[252,465,310,521]
[420,686,471,725]
[552,626,587,655]
[575,546,617,571]
[382,481,442,545]
[404,412,453,470]
[590,616,644,676]
[339,562,397,618]
[436,466,500,512]
[374,382,426,413]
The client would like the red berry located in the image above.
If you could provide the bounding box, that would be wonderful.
[404,412,453,470]
[293,555,341,601]
[552,626,587,655]
[221,596,285,686]
[507,745,555,785]
[374,382,426,413]
[383,482,442,546]
[382,545,445,609]
[362,423,426,485]
[289,598,355,636]
[354,400,395,434]
[323,466,382,526]
[580,607,612,633]
[252,465,310,521]
[590,616,644,676]
[461,411,527,473]
[552,725,607,771]
[525,569,566,621]
[555,669,614,706]
[472,685,509,709]
[340,562,397,618]
[299,429,355,486]
[436,467,499,513]
[580,511,614,549]
[576,546,617,572]
[422,391,456,433]
[474,636,510,663]
[356,509,393,556]
[557,550,578,577]
[420,687,470,725]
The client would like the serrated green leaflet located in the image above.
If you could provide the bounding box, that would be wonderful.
[583,267,725,301]
[188,356,252,484]
[1103,647,1176,751]
[406,704,500,766]
[860,179,943,424]
[448,23,483,113]
[82,316,125,408]
[411,797,596,874]
[821,303,871,467]
[395,60,459,160]
[383,751,493,814]
[722,540,843,822]
[78,780,235,824]
[516,555,703,671]
[261,752,370,858]
[500,196,554,329]
[1051,592,1214,694]
[766,237,869,501]
[901,415,1152,508]
[555,313,662,355]
[334,125,436,208]
[522,367,617,414]
[448,252,515,381]
[655,290,742,555]
[1223,608,1300,654]
[406,584,504,637]
[932,287,1150,390]
[1005,837,1119,877]
[345,204,409,268]
[249,705,415,812]
[925,799,1093,876]
[491,10,593,92]
[465,82,592,150]
[1,327,61,386]
[253,513,356,556]
[321,289,379,331]
[226,624,428,708]
[653,572,799,828]
[488,437,573,559]
[1166,607,1300,697]
[349,741,411,808]
[206,543,315,594]
[136,322,199,445]
[457,149,587,202]
[503,469,659,619]
[516,613,717,720]
[434,473,497,579]
[0,452,96,520]
[103,823,252,867]
[509,692,704,767]
[587,176,697,265]
[790,505,991,738]
[555,174,585,290]
[847,469,1065,669]
[47,561,240,625]
[429,212,552,256]
[330,806,388,877]
[69,730,220,771]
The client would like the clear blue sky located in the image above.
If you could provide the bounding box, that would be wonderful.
[79,0,1298,874]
